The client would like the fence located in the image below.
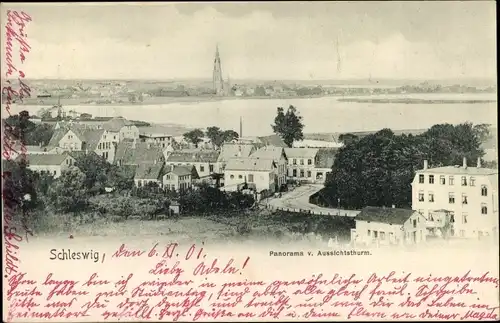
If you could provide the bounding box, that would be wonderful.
[262,203,358,217]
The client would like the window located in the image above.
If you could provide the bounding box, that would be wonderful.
[462,194,468,205]
[481,185,488,196]
[449,192,455,204]
[308,159,312,165]
[470,177,475,186]
[238,175,243,179]
[300,159,304,165]
[230,175,234,179]
[293,169,297,177]
[300,170,304,178]
[412,219,417,228]
[449,176,454,185]
[380,232,386,240]
[307,171,311,178]
[209,165,214,172]
[481,204,488,215]
[418,209,424,215]
[418,191,424,202]
[450,212,455,223]
[440,176,446,185]
[373,231,378,238]
[248,174,254,183]
[293,159,297,165]
[462,213,468,224]
[419,174,425,183]
[429,175,434,184]
[428,212,434,221]
[461,176,467,186]
[428,192,434,202]
[367,230,371,236]
[200,166,205,172]
[53,171,57,175]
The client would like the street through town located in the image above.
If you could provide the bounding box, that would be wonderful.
[264,184,361,217]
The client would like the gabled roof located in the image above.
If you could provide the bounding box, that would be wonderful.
[25,145,46,153]
[316,148,338,169]
[103,116,134,132]
[284,148,319,159]
[165,165,193,177]
[355,206,417,225]
[82,129,106,151]
[115,140,164,165]
[23,153,71,166]
[166,149,220,163]
[134,162,164,180]
[218,143,256,162]
[225,157,276,172]
[46,125,105,152]
[256,134,287,148]
[250,146,286,161]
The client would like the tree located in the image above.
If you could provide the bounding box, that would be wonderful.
[128,93,137,103]
[271,105,304,148]
[2,159,39,213]
[206,126,223,148]
[183,129,204,148]
[338,133,359,146]
[254,86,266,96]
[322,123,486,210]
[74,153,112,194]
[47,168,88,214]
[25,123,55,147]
[205,127,240,149]
[222,130,239,143]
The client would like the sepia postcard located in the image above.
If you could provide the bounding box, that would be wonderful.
[1,2,499,322]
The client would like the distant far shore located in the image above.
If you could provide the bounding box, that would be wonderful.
[338,98,498,104]
[14,93,497,107]
[15,94,335,107]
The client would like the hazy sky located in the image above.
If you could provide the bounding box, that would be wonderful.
[1,2,497,80]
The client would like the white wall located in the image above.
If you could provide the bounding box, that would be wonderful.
[224,170,274,193]
[412,171,498,238]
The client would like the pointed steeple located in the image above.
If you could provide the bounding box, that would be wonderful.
[213,43,224,96]
[215,43,220,60]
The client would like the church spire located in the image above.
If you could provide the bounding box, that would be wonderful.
[213,44,224,96]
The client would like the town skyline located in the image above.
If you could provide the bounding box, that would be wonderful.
[1,2,496,80]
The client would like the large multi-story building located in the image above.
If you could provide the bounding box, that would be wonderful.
[411,158,498,239]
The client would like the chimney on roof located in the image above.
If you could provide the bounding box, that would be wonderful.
[423,160,428,170]
[463,157,467,169]
[477,157,481,168]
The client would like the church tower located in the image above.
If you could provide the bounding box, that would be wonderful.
[213,44,224,96]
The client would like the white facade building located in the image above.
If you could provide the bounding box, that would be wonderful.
[412,158,499,239]
[352,206,428,246]
[223,158,277,193]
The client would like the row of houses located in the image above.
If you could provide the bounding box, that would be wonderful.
[14,123,338,193]
[352,157,498,246]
